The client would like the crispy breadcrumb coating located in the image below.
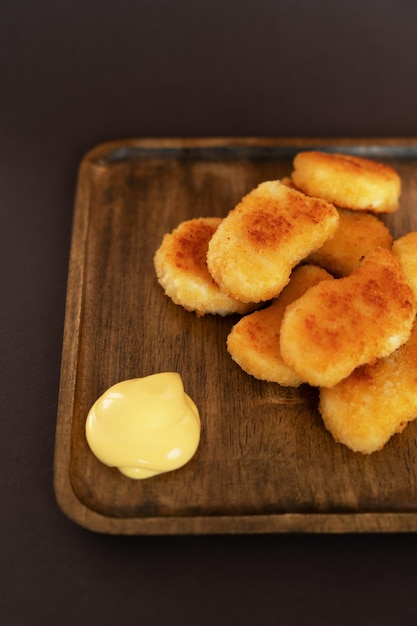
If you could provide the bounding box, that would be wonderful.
[206,180,339,303]
[392,231,417,300]
[292,151,401,213]
[280,248,416,388]
[154,217,256,316]
[227,265,333,385]
[319,320,417,454]
[307,208,393,276]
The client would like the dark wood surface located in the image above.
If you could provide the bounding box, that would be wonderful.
[5,1,417,624]
[55,137,417,534]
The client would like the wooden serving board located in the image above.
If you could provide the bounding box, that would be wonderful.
[54,137,417,534]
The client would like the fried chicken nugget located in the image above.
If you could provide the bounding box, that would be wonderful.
[319,320,417,454]
[154,217,256,316]
[206,181,339,303]
[280,248,416,388]
[307,208,393,277]
[392,231,417,300]
[292,151,401,213]
[227,265,333,385]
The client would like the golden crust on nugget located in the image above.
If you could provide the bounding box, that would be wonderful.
[392,231,417,300]
[154,217,255,316]
[292,151,401,213]
[307,208,393,277]
[227,265,333,386]
[206,181,339,303]
[319,320,417,454]
[280,248,416,388]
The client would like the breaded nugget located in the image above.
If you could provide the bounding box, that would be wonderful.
[292,151,401,213]
[154,217,255,316]
[206,181,339,303]
[227,265,333,385]
[307,208,393,276]
[319,320,417,454]
[280,176,296,188]
[280,248,416,388]
[392,231,417,300]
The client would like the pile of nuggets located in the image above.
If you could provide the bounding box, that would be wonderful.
[154,150,417,455]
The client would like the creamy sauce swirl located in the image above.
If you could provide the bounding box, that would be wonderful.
[85,373,200,479]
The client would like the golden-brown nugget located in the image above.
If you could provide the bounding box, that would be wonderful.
[292,151,401,213]
[307,208,393,276]
[154,217,255,316]
[206,181,339,303]
[227,265,333,385]
[319,320,417,454]
[280,248,416,388]
[392,231,417,300]
[280,176,296,188]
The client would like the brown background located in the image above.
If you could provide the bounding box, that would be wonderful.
[2,1,417,624]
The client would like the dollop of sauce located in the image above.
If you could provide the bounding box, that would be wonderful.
[85,372,201,479]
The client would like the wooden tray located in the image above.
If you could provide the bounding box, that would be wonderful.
[54,137,417,534]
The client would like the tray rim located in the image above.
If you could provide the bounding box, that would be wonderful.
[54,136,417,535]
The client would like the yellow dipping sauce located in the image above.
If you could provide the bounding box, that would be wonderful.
[85,372,201,479]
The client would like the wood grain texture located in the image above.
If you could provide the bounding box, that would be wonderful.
[54,137,417,534]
